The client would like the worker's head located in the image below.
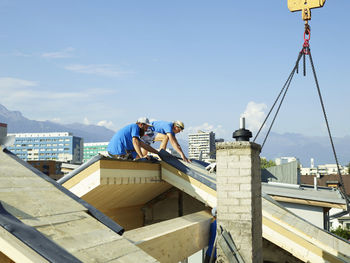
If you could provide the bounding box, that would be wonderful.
[173,120,184,134]
[137,117,153,131]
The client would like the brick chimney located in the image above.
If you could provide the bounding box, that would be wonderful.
[216,141,262,262]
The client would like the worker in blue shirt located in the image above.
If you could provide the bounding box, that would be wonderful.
[107,117,159,160]
[204,207,217,263]
[141,120,190,162]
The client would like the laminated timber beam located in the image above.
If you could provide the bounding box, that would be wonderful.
[123,211,212,263]
[262,195,350,263]
[0,226,48,263]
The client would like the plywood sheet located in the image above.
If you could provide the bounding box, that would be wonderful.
[82,183,172,210]
[0,188,86,220]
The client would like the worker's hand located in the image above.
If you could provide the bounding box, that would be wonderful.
[182,156,191,163]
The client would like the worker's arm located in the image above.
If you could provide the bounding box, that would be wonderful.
[167,133,191,163]
[132,137,144,159]
[139,140,159,155]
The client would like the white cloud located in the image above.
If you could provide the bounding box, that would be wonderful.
[51,118,61,123]
[64,64,132,77]
[41,47,75,59]
[0,77,117,102]
[241,101,267,133]
[83,117,90,125]
[97,120,115,130]
[0,77,37,88]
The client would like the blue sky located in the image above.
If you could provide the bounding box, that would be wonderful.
[0,0,349,142]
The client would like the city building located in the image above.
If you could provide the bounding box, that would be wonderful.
[300,159,348,176]
[275,156,299,165]
[0,122,7,137]
[7,132,83,163]
[188,130,216,162]
[27,160,63,180]
[83,142,109,162]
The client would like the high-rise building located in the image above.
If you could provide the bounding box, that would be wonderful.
[188,130,216,161]
[0,122,7,138]
[83,142,109,162]
[7,132,83,163]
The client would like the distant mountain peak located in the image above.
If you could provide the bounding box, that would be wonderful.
[0,103,115,142]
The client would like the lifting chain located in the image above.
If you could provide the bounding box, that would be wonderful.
[254,27,350,210]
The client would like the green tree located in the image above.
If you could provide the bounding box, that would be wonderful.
[261,158,276,169]
[331,226,350,240]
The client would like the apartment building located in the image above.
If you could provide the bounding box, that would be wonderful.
[7,132,83,163]
[83,142,109,162]
[188,130,216,161]
[301,164,348,175]
[0,122,7,137]
[275,156,299,165]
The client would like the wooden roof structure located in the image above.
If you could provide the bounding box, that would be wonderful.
[0,148,158,263]
[60,151,350,263]
[1,145,350,262]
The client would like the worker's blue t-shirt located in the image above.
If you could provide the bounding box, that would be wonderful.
[151,121,175,136]
[206,219,217,258]
[107,123,140,156]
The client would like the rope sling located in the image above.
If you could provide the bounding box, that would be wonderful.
[253,26,350,211]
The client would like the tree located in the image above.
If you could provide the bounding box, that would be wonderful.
[261,158,276,169]
[331,226,350,240]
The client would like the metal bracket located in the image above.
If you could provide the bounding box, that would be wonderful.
[217,227,245,263]
[288,0,326,21]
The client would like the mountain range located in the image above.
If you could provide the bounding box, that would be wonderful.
[0,103,349,166]
[0,104,114,142]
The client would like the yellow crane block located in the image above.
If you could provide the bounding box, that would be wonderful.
[288,0,326,21]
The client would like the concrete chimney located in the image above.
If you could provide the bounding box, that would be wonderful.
[216,141,262,262]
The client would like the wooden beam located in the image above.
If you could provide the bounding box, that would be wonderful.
[0,227,49,263]
[161,163,217,208]
[262,197,350,263]
[124,211,212,263]
[270,195,347,209]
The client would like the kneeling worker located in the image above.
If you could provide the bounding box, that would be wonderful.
[107,117,159,160]
[141,120,190,163]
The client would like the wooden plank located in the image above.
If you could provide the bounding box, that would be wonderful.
[263,217,345,263]
[161,167,217,208]
[100,168,160,179]
[21,211,90,228]
[62,161,100,189]
[0,251,14,263]
[68,170,100,197]
[101,205,144,231]
[0,188,86,219]
[0,177,48,188]
[262,198,350,262]
[36,216,123,253]
[124,211,212,263]
[271,195,346,209]
[81,183,172,211]
[73,238,158,263]
[109,249,159,263]
[100,159,160,171]
[0,227,49,263]
[161,162,217,197]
